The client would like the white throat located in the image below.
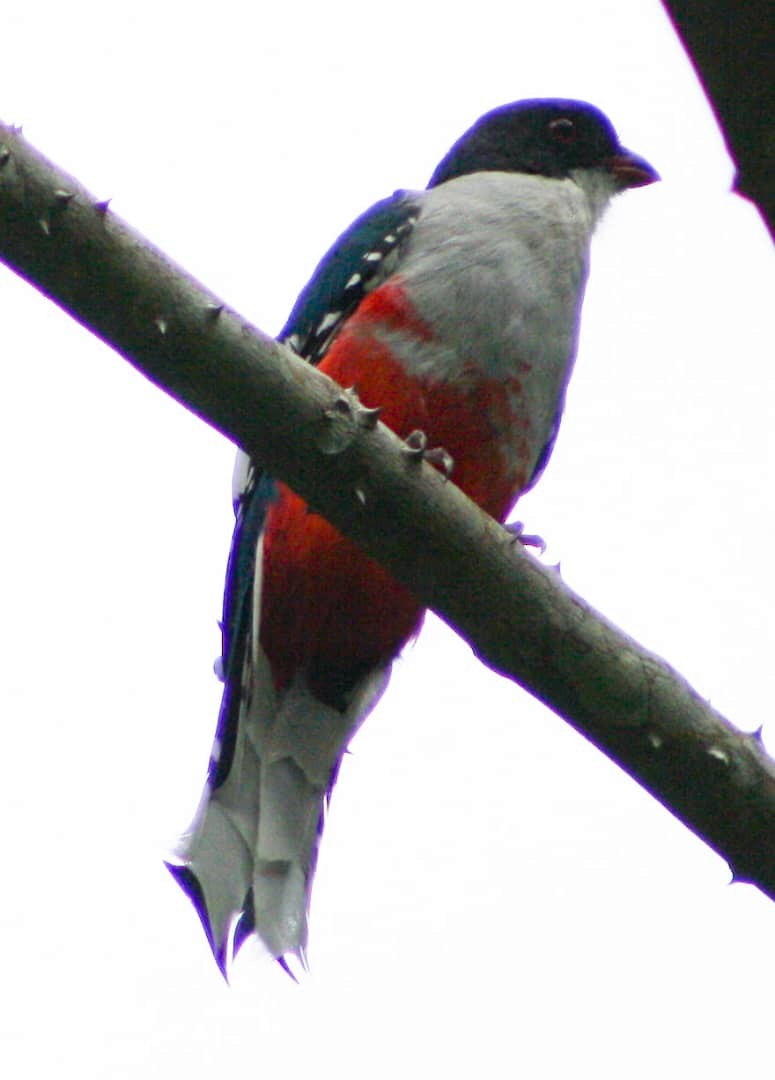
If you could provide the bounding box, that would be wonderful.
[569,166,622,228]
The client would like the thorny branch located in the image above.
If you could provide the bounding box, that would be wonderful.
[1,122,774,904]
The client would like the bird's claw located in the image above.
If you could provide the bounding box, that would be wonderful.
[403,430,454,478]
[506,520,546,554]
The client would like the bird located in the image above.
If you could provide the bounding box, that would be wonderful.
[167,98,658,976]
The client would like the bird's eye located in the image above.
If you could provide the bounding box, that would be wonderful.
[548,117,576,143]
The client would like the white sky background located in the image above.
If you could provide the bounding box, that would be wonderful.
[2,1,773,1075]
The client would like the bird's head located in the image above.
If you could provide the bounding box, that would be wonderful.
[428,99,658,193]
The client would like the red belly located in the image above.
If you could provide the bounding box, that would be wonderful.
[259,283,530,704]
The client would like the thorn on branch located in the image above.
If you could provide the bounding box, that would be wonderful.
[358,403,382,430]
[204,303,224,324]
[35,192,76,238]
[318,386,376,455]
[706,745,731,767]
[727,865,751,887]
[52,189,75,208]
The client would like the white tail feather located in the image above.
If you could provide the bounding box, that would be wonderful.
[171,650,390,971]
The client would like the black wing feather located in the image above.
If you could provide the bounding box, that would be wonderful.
[210,189,422,791]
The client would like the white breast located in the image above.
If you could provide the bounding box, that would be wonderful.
[391,170,603,479]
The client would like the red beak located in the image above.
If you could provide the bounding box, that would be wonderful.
[609,149,660,189]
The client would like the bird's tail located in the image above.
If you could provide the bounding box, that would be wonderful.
[168,644,389,976]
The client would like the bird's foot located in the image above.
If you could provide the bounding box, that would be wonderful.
[403,430,454,478]
[506,520,546,554]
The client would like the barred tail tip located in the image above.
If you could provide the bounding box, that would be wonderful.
[165,858,309,979]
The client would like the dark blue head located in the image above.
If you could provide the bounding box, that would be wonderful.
[428,98,658,190]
